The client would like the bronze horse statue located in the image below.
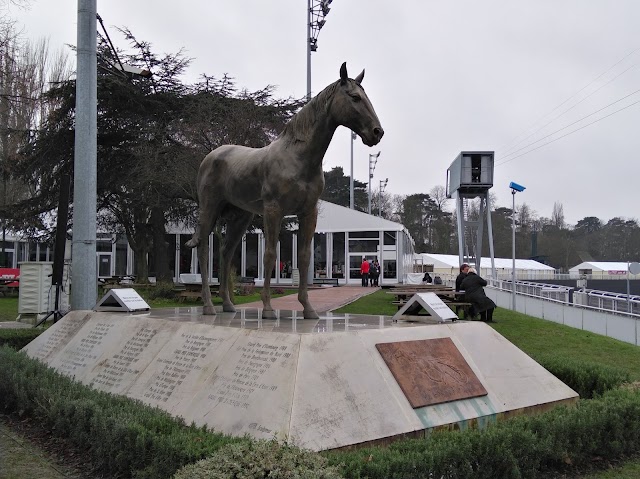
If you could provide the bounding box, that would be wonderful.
[186,63,384,319]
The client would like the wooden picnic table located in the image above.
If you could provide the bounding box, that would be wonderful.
[177,283,220,302]
[388,288,473,318]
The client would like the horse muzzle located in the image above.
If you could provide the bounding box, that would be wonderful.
[363,126,384,146]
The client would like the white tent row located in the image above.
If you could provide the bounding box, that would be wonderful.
[414,253,555,281]
[569,261,640,278]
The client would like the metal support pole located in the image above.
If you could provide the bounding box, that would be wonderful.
[512,189,516,311]
[368,174,372,214]
[71,0,97,310]
[350,131,355,209]
[306,0,312,101]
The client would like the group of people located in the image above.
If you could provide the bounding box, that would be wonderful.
[455,263,497,322]
[360,257,381,287]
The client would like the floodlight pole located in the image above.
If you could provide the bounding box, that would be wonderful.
[368,151,380,214]
[350,131,356,209]
[378,178,388,217]
[306,0,332,281]
[71,0,97,310]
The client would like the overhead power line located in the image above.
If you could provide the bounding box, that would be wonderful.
[496,98,640,166]
[497,87,640,163]
[498,47,640,155]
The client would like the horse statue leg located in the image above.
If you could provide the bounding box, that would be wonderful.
[186,203,220,316]
[297,209,319,319]
[219,209,254,313]
[261,205,283,320]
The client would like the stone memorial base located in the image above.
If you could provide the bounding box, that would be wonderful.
[22,307,578,451]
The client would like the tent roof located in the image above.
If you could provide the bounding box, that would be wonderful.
[315,200,406,233]
[569,261,631,272]
[415,253,555,271]
[166,200,408,235]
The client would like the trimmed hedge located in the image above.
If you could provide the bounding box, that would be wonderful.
[536,353,630,399]
[327,388,640,478]
[0,327,43,349]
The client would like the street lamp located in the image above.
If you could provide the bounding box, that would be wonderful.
[306,0,332,100]
[368,151,381,214]
[378,178,388,217]
[509,181,526,311]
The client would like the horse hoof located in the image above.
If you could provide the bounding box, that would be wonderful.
[304,310,319,320]
[262,309,277,319]
[222,303,236,313]
[185,238,199,248]
[203,305,216,315]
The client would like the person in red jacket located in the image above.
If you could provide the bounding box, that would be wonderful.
[360,257,370,287]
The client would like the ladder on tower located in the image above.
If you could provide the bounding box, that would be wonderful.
[455,192,495,275]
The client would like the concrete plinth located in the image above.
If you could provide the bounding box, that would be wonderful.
[22,307,578,451]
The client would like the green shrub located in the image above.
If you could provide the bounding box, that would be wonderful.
[327,388,640,479]
[173,439,344,479]
[237,283,255,296]
[147,281,178,300]
[536,354,630,398]
[0,346,239,478]
[0,327,43,349]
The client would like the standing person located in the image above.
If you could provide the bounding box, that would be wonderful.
[460,267,497,322]
[360,257,370,287]
[371,260,381,286]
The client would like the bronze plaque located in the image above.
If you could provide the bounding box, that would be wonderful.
[376,338,487,408]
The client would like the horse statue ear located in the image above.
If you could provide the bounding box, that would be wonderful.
[340,62,348,84]
[355,69,365,84]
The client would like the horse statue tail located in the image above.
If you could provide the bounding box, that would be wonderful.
[185,228,200,248]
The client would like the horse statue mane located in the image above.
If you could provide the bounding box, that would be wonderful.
[187,62,384,319]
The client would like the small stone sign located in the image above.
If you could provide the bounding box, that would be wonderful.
[376,338,487,408]
[95,288,150,312]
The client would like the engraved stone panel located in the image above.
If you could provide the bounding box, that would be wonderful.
[84,318,182,395]
[126,323,241,413]
[184,330,300,441]
[48,317,132,381]
[376,338,487,408]
[22,311,91,362]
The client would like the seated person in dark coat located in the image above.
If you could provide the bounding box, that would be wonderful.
[455,263,469,291]
[460,267,497,322]
[455,263,470,318]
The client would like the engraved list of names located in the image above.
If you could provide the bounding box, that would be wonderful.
[143,332,225,404]
[206,339,294,411]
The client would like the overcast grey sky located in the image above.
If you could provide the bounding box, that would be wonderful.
[11,1,640,225]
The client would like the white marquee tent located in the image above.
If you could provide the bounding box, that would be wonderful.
[414,253,555,280]
[569,261,640,278]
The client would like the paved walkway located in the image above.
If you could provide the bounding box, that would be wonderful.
[240,285,380,312]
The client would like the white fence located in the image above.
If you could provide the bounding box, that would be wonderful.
[485,286,640,346]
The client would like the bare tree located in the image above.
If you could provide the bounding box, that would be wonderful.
[0,25,70,265]
[430,185,450,212]
[551,201,565,229]
[517,202,536,232]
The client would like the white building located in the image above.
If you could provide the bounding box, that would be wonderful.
[6,200,416,286]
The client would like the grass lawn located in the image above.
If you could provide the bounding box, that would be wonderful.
[0,296,18,321]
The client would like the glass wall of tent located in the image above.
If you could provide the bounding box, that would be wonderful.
[5,227,414,285]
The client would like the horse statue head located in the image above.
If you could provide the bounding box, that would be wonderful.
[334,62,384,147]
